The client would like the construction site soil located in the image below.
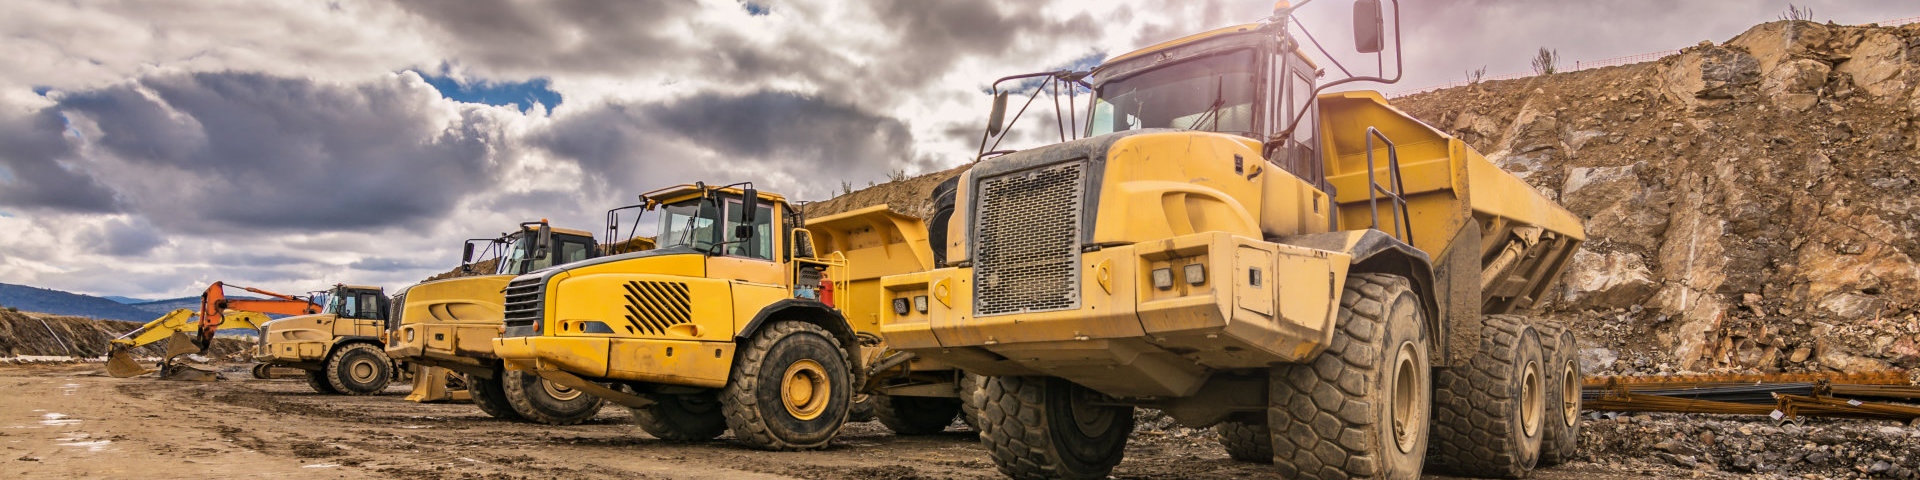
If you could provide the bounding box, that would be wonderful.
[4,18,1918,480]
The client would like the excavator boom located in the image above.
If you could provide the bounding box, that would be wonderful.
[108,282,318,380]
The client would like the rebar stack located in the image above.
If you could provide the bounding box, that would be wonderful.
[1583,370,1920,421]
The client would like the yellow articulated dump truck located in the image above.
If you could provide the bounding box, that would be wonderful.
[385,221,642,424]
[256,284,397,395]
[491,183,953,450]
[877,1,1585,479]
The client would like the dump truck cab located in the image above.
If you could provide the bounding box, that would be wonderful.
[258,284,394,394]
[383,221,632,423]
[493,183,871,450]
[881,2,1590,479]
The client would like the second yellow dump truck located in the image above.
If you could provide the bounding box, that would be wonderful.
[256,284,396,395]
[879,2,1586,479]
[385,221,622,424]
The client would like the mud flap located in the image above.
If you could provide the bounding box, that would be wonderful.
[404,365,472,403]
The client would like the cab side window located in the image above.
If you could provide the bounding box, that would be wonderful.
[560,241,591,264]
[725,199,775,261]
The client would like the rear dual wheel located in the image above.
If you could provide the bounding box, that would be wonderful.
[1428,314,1547,478]
[1535,322,1583,466]
[632,390,727,441]
[466,371,523,420]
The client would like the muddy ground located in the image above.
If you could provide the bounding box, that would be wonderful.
[0,362,1779,480]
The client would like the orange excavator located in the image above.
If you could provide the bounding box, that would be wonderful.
[107,282,322,381]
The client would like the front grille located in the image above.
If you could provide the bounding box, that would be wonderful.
[972,161,1086,316]
[618,281,692,335]
[387,291,408,332]
[501,277,546,334]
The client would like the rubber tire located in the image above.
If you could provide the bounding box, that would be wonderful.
[1270,273,1431,480]
[874,394,962,435]
[1216,415,1273,463]
[631,390,728,441]
[848,394,878,423]
[467,372,522,420]
[325,343,393,395]
[979,376,1135,480]
[501,369,605,425]
[958,372,984,431]
[1429,314,1546,478]
[305,370,338,394]
[721,320,851,450]
[927,175,960,267]
[1536,322,1582,466]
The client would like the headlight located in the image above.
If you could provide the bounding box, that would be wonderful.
[892,298,911,316]
[913,296,928,313]
[1184,264,1207,286]
[1151,268,1174,290]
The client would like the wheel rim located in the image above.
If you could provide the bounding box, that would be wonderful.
[348,358,377,383]
[1067,383,1116,438]
[1560,361,1580,426]
[1521,360,1543,437]
[1390,340,1424,453]
[781,359,830,421]
[541,378,583,401]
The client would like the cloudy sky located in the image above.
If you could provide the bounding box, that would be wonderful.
[0,0,1911,300]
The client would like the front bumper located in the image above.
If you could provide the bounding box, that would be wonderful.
[493,336,733,389]
[880,231,1349,397]
[385,322,500,368]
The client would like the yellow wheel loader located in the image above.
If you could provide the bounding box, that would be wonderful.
[257,284,399,395]
[386,221,649,423]
[877,1,1586,479]
[490,183,964,450]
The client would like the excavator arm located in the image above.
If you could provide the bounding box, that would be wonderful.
[108,282,320,380]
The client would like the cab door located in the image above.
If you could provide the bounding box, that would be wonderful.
[706,196,790,331]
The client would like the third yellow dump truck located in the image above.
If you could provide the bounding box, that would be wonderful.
[490,183,961,450]
[878,1,1585,479]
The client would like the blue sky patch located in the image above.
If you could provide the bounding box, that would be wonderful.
[416,71,563,114]
[742,1,770,16]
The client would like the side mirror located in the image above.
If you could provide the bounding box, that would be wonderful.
[986,92,1009,136]
[1354,0,1385,54]
[535,224,553,260]
[461,242,476,264]
[737,187,759,240]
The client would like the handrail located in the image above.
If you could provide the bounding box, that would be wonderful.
[1362,127,1413,244]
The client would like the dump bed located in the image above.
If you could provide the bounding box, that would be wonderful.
[1318,91,1585,314]
[804,205,935,338]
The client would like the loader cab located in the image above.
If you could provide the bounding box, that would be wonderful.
[645,184,793,283]
[1084,23,1327,190]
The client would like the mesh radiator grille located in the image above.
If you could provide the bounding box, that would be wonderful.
[619,281,692,335]
[972,161,1085,316]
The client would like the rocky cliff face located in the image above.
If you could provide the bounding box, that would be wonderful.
[1395,20,1920,374]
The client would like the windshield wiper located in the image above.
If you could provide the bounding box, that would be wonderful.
[1186,77,1226,132]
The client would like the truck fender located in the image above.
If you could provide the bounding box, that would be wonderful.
[737,299,863,383]
[1273,229,1448,365]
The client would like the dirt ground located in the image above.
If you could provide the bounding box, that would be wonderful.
[0,362,1706,480]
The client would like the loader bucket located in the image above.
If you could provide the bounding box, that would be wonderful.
[105,346,155,378]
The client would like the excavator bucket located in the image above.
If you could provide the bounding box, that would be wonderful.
[154,331,222,382]
[403,365,471,403]
[105,346,155,378]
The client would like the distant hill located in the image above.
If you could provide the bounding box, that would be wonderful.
[102,295,154,304]
[128,296,210,315]
[0,283,162,323]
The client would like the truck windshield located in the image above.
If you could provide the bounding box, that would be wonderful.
[496,234,541,275]
[1088,49,1258,138]
[658,198,721,252]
